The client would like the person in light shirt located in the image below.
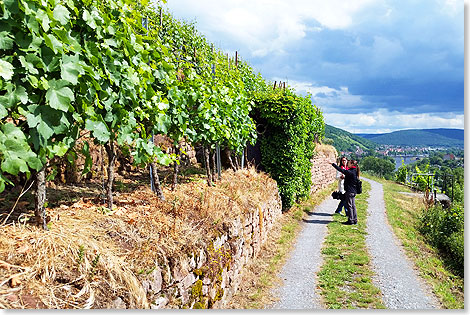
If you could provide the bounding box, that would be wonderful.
[334,156,349,217]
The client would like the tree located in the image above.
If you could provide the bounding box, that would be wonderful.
[395,159,408,183]
[360,156,395,179]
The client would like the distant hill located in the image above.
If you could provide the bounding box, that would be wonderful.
[421,128,464,141]
[324,124,377,153]
[357,128,464,147]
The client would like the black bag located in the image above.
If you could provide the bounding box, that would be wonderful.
[331,191,345,200]
[356,179,362,194]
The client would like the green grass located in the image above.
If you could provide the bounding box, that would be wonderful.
[317,180,385,309]
[365,174,464,309]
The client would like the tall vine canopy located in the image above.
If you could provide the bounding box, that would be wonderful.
[0,0,172,191]
[0,0,325,213]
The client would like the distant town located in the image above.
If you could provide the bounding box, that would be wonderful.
[341,144,463,165]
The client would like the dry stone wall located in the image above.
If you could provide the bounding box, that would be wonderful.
[135,144,336,309]
[142,188,282,309]
[310,145,338,194]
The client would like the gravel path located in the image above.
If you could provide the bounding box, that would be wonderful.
[363,177,440,309]
[267,177,440,310]
[268,197,338,309]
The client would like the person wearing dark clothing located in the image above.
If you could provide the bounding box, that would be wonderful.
[331,160,360,225]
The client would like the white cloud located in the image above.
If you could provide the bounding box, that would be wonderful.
[285,79,464,133]
[286,80,372,111]
[163,1,464,134]
[325,111,465,134]
[164,0,380,56]
[283,80,336,96]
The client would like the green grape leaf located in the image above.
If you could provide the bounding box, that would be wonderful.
[85,119,110,142]
[0,123,41,175]
[50,142,69,156]
[82,9,96,29]
[0,59,13,80]
[60,53,83,85]
[156,151,172,166]
[14,86,28,104]
[44,33,63,54]
[0,104,7,119]
[0,83,15,107]
[53,5,70,25]
[35,9,50,32]
[37,120,54,141]
[46,79,74,112]
[0,31,14,49]
[19,55,39,75]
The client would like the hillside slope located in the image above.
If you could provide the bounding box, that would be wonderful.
[359,129,464,147]
[324,124,377,153]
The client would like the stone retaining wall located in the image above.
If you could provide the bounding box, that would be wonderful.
[142,188,282,309]
[310,145,338,194]
[138,144,336,309]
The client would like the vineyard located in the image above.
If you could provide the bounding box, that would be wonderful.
[0,0,329,308]
[0,0,325,228]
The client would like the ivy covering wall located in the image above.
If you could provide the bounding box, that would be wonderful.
[252,90,325,209]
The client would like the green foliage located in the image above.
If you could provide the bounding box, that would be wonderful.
[0,0,266,191]
[359,156,395,180]
[253,90,324,209]
[395,159,408,183]
[411,164,432,191]
[325,124,377,154]
[418,204,464,277]
[151,10,261,155]
[0,0,326,210]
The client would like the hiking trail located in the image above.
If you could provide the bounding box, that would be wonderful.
[267,177,439,309]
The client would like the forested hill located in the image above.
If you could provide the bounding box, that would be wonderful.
[324,124,377,153]
[357,128,464,147]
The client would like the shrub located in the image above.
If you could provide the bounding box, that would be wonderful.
[251,90,324,209]
[395,160,408,183]
[418,203,464,277]
[360,156,395,179]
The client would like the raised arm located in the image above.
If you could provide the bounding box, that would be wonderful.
[332,163,346,175]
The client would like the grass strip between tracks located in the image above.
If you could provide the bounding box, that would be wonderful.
[317,180,385,309]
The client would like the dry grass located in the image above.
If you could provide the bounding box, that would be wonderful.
[315,144,337,157]
[0,166,277,309]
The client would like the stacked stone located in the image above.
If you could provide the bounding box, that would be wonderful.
[310,149,337,195]
[138,187,282,309]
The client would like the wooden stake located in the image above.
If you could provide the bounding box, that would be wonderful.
[235,51,238,68]
[273,81,277,89]
[159,7,163,28]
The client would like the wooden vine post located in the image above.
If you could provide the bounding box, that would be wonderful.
[104,141,116,211]
[142,15,165,199]
[204,146,213,186]
[171,145,179,190]
[34,165,48,230]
